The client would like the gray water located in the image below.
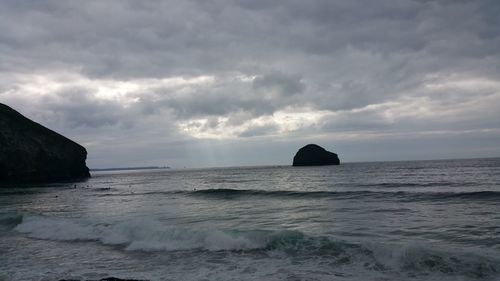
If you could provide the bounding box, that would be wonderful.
[1,158,500,281]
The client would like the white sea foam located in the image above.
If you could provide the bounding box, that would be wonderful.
[14,215,266,251]
[15,215,99,241]
[4,160,500,281]
[101,219,264,251]
[11,214,500,280]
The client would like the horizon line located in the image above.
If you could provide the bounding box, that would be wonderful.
[89,156,500,171]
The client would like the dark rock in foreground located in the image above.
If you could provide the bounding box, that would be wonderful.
[0,103,90,183]
[293,144,340,166]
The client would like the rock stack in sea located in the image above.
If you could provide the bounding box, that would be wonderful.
[293,144,340,166]
[0,103,90,183]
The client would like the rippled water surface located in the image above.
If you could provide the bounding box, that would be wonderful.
[1,158,500,280]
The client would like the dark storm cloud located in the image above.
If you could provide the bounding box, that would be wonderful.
[130,81,268,119]
[1,0,499,167]
[253,72,305,97]
[132,73,304,120]
[1,0,494,80]
[41,88,125,128]
[239,123,280,138]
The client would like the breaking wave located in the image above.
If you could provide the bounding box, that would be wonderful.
[7,213,500,279]
[0,212,23,230]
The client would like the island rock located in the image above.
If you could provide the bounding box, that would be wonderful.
[292,144,340,166]
[0,103,90,183]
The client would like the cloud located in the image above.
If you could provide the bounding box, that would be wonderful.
[239,123,279,138]
[41,88,125,128]
[253,72,305,97]
[1,0,499,167]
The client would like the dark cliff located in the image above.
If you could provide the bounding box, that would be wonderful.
[0,103,90,183]
[293,144,340,166]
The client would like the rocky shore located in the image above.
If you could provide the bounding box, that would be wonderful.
[0,103,90,183]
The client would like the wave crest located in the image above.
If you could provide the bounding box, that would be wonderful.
[10,214,500,279]
[96,188,500,203]
[189,189,500,202]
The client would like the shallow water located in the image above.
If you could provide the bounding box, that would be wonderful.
[1,158,500,280]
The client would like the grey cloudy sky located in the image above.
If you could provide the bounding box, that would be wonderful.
[1,0,499,168]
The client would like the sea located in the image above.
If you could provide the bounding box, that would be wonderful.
[1,158,500,281]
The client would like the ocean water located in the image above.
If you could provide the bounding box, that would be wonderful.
[1,158,500,281]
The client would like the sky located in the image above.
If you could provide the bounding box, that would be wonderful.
[1,0,499,168]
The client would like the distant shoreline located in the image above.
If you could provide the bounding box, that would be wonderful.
[90,156,500,172]
[90,166,170,172]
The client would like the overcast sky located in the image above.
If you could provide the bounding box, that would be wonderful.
[1,0,499,168]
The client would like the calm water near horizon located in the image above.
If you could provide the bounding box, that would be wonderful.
[1,158,500,280]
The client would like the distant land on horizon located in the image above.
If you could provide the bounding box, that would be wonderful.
[90,156,500,171]
[90,166,170,172]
